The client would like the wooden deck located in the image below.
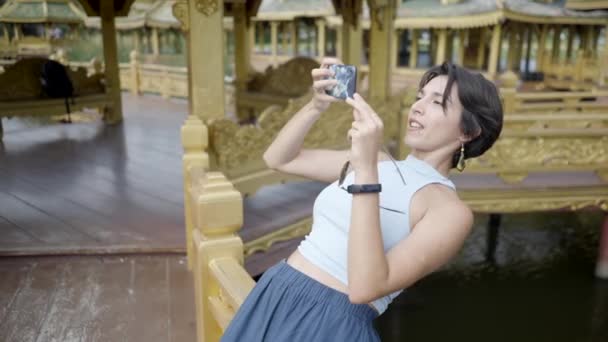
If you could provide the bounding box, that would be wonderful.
[0,254,196,342]
[0,93,325,274]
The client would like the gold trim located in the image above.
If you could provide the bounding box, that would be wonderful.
[504,9,608,25]
[565,0,608,10]
[393,11,503,29]
[243,217,312,256]
[460,186,608,213]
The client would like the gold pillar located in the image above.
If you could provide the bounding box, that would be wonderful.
[188,0,225,121]
[101,0,123,124]
[316,19,326,59]
[256,22,264,53]
[566,26,574,61]
[2,25,8,43]
[152,27,160,55]
[234,3,250,92]
[270,21,278,66]
[458,29,467,65]
[249,21,255,53]
[133,30,140,53]
[391,29,399,69]
[476,27,486,69]
[336,25,343,59]
[409,29,418,68]
[584,25,594,56]
[487,24,502,78]
[280,22,288,54]
[551,25,561,62]
[536,24,547,72]
[341,17,362,68]
[435,28,447,65]
[290,20,298,55]
[507,26,518,71]
[13,24,20,40]
[369,0,396,101]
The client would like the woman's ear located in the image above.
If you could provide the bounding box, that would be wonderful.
[461,127,481,143]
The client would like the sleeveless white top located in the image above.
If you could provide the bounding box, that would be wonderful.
[297,154,457,315]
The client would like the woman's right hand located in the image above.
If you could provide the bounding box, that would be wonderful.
[310,57,343,112]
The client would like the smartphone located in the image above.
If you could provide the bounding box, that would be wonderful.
[325,64,357,100]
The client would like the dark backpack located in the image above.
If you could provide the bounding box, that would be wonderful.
[40,60,74,123]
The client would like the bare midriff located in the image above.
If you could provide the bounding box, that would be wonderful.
[286,249,379,314]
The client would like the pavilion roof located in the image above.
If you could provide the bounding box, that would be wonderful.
[0,0,86,24]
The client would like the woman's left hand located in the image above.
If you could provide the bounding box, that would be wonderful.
[345,93,384,172]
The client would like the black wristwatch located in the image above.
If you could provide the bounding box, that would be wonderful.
[346,184,382,194]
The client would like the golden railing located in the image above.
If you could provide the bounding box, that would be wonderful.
[182,119,255,342]
[541,49,607,89]
[499,71,608,115]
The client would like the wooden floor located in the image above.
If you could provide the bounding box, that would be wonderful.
[0,93,326,273]
[0,254,196,342]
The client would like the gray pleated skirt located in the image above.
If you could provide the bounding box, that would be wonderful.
[220,259,380,342]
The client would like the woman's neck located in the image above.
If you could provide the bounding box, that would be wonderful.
[409,150,453,178]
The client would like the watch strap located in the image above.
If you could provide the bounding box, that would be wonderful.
[346,184,382,193]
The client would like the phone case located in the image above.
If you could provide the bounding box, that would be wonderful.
[325,64,357,100]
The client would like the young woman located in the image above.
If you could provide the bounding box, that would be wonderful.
[221,59,504,341]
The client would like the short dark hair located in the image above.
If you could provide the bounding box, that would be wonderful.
[418,61,503,169]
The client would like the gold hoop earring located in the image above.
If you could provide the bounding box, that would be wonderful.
[456,143,466,172]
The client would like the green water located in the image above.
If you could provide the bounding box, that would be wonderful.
[375,212,607,342]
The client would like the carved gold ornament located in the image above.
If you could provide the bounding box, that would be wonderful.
[172,0,189,32]
[196,0,219,16]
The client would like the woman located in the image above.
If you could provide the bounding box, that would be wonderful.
[221,60,503,341]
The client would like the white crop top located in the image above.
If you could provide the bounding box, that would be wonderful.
[297,154,456,315]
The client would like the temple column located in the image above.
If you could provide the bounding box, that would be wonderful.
[290,20,298,55]
[188,0,225,121]
[435,28,447,65]
[151,27,160,55]
[368,0,396,101]
[100,0,123,124]
[316,19,326,59]
[13,24,20,41]
[234,3,251,92]
[536,24,547,72]
[270,21,278,66]
[566,26,574,61]
[280,22,288,55]
[341,13,362,68]
[487,23,502,79]
[551,25,562,63]
[391,29,399,69]
[513,25,523,71]
[256,22,264,53]
[458,29,467,65]
[409,29,418,68]
[476,27,486,69]
[584,25,594,57]
[336,25,343,59]
[524,27,533,73]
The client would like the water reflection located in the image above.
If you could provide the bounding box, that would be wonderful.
[375,211,607,342]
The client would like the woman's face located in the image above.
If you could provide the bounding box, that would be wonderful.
[404,75,465,155]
